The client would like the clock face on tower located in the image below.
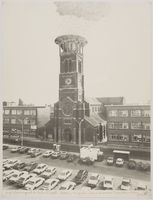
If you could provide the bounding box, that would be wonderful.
[65,78,72,85]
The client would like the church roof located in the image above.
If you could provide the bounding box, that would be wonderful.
[85,97,101,105]
[96,97,124,105]
[85,114,106,127]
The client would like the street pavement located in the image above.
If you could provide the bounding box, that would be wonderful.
[3,144,151,193]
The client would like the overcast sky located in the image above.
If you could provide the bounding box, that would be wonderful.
[2,0,151,105]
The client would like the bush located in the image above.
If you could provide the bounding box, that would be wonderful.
[128,160,136,169]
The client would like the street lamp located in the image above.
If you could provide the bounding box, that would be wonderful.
[74,118,84,147]
[17,117,30,146]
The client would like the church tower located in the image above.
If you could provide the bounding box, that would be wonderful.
[54,35,88,145]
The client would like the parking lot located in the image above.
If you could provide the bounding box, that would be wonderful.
[3,144,151,192]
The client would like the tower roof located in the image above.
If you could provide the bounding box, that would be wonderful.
[55,35,87,46]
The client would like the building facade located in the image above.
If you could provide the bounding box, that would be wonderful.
[3,104,51,137]
[105,105,151,146]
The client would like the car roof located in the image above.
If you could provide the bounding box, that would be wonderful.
[45,178,59,183]
[104,176,113,181]
[90,173,99,177]
[38,163,46,166]
[122,178,130,182]
[61,169,70,173]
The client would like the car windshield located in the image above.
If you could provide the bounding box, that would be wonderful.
[44,182,50,186]
[90,176,97,180]
[12,174,18,177]
[105,181,111,184]
[60,172,66,176]
[28,181,34,185]
[51,181,56,185]
[37,166,42,169]
[60,187,66,190]
[122,181,130,186]
[46,169,51,172]
[19,177,25,181]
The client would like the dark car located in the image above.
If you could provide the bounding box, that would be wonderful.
[13,161,26,170]
[73,170,88,185]
[19,147,30,154]
[3,145,9,150]
[51,151,61,159]
[22,162,38,172]
[59,151,69,160]
[106,157,114,166]
[67,154,77,162]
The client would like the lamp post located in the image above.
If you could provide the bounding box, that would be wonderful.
[17,117,30,146]
[74,118,84,147]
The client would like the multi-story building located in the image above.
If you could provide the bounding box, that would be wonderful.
[105,104,151,146]
[3,104,51,137]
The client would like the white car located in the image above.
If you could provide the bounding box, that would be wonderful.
[3,159,11,165]
[32,164,48,175]
[8,171,28,184]
[116,158,124,167]
[38,178,60,190]
[135,183,147,191]
[58,169,72,181]
[4,159,20,170]
[3,170,18,182]
[40,167,56,179]
[102,176,113,190]
[59,181,76,190]
[42,150,54,158]
[25,177,45,190]
[27,148,37,155]
[120,178,131,190]
[11,146,22,153]
[87,173,100,187]
[16,173,37,187]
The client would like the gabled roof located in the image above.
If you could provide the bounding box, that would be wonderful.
[85,97,101,105]
[97,97,124,105]
[85,114,106,127]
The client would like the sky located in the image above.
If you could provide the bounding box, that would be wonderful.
[2,0,152,105]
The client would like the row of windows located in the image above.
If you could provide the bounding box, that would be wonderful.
[109,134,150,143]
[61,59,82,73]
[4,109,36,116]
[91,106,101,113]
[108,122,150,130]
[108,109,150,117]
[3,118,36,125]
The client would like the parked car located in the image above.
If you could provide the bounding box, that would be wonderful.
[3,159,11,166]
[59,181,76,190]
[16,173,37,187]
[73,170,88,185]
[59,151,69,160]
[120,178,131,190]
[100,176,113,190]
[13,161,26,170]
[3,170,18,182]
[127,159,137,169]
[4,159,20,170]
[58,169,72,181]
[31,149,42,157]
[51,151,61,159]
[42,150,54,158]
[11,146,22,153]
[27,148,37,155]
[38,178,60,190]
[135,183,147,191]
[67,154,77,162]
[32,164,48,175]
[25,177,45,190]
[116,158,124,167]
[106,157,114,166]
[87,173,100,188]
[3,145,9,150]
[23,162,38,172]
[40,167,56,179]
[19,147,30,154]
[8,171,28,184]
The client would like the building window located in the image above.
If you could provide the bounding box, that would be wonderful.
[118,110,128,117]
[131,122,142,129]
[131,110,141,117]
[109,134,129,142]
[17,110,22,115]
[108,110,118,117]
[30,110,36,115]
[132,133,142,142]
[4,118,9,124]
[143,123,150,130]
[142,110,150,117]
[143,135,150,143]
[24,118,30,125]
[24,110,30,115]
[118,123,129,129]
[78,60,82,73]
[108,122,114,129]
[11,119,16,124]
[11,110,17,115]
[30,119,36,125]
[4,109,10,115]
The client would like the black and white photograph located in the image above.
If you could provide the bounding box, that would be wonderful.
[1,0,152,198]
